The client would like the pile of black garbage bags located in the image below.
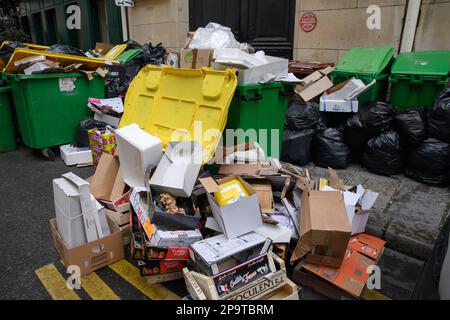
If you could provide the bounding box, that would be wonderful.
[281,87,450,188]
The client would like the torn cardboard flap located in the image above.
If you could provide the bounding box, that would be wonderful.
[251,183,274,212]
[199,177,220,193]
[295,67,334,102]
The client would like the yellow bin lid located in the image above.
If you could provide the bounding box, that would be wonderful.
[3,48,106,72]
[120,65,237,163]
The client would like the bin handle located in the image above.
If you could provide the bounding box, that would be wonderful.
[241,93,263,102]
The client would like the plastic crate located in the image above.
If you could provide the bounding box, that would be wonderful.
[389,50,450,109]
[224,82,294,159]
[6,72,104,149]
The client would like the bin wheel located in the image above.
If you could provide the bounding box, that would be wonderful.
[41,148,56,161]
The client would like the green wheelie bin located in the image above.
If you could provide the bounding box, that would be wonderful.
[331,45,395,105]
[0,86,16,152]
[224,82,294,159]
[389,50,450,109]
[6,72,104,155]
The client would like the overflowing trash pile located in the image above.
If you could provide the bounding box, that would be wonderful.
[1,22,450,300]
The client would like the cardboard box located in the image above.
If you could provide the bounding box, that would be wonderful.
[53,174,109,248]
[184,252,286,300]
[88,128,117,166]
[260,279,299,300]
[292,234,386,299]
[150,228,203,248]
[348,233,385,262]
[59,144,93,166]
[295,67,334,102]
[149,190,202,230]
[302,248,375,298]
[180,48,213,69]
[138,259,186,276]
[104,209,130,245]
[132,243,190,261]
[319,78,376,113]
[211,55,288,85]
[189,232,272,276]
[199,176,263,239]
[129,187,155,240]
[186,253,275,299]
[290,189,351,267]
[90,153,130,212]
[50,217,124,276]
[150,141,203,198]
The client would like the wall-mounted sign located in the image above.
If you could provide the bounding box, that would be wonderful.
[300,12,317,32]
[115,0,135,7]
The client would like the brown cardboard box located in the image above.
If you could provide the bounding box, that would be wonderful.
[291,189,351,267]
[50,216,124,276]
[89,153,130,211]
[295,67,334,102]
[180,49,213,69]
[251,183,274,213]
[105,209,131,246]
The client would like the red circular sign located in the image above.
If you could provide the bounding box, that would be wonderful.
[300,12,317,32]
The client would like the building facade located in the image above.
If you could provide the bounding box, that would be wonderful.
[19,0,450,63]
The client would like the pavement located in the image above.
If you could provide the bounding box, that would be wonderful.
[1,145,447,300]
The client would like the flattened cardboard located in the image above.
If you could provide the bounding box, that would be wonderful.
[291,189,351,267]
[143,271,183,284]
[50,217,124,276]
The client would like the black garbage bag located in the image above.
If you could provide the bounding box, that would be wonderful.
[405,138,450,187]
[342,101,395,149]
[393,108,426,146]
[0,41,29,64]
[313,128,352,169]
[285,101,323,131]
[362,130,405,176]
[428,88,450,143]
[46,44,85,56]
[74,118,109,148]
[281,129,316,166]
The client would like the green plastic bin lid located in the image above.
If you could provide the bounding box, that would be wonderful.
[116,49,143,64]
[391,51,450,76]
[334,45,395,76]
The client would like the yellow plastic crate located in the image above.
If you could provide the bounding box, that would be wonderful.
[3,48,106,72]
[120,65,237,163]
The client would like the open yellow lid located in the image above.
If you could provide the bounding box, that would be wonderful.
[3,48,106,72]
[0,40,49,50]
[120,65,237,163]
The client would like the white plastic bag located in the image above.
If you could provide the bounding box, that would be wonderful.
[188,22,240,49]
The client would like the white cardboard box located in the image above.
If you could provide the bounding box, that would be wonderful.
[53,177,107,248]
[319,78,376,113]
[189,232,271,276]
[199,176,263,239]
[150,141,203,198]
[211,55,288,85]
[60,144,93,166]
[149,228,203,247]
[116,124,163,188]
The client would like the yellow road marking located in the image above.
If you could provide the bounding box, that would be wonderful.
[109,260,180,300]
[361,288,391,300]
[81,272,121,300]
[35,264,81,300]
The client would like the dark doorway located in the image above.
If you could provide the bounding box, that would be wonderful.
[189,0,295,59]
